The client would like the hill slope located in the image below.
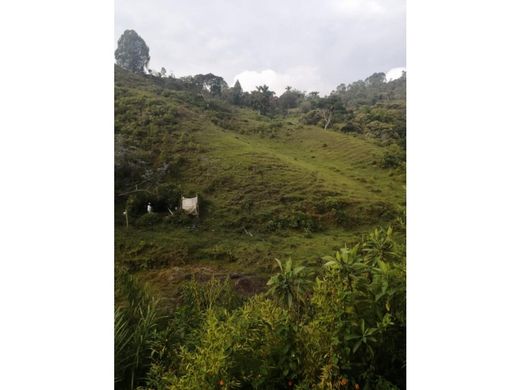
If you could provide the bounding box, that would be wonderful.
[114,66,405,299]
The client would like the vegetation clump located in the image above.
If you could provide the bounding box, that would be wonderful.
[115,226,405,389]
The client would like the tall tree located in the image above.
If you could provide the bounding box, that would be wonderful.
[278,86,304,111]
[115,30,150,73]
[230,80,243,105]
[251,85,275,115]
[192,73,228,96]
[364,72,386,86]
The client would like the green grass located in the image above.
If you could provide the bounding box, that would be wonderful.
[115,66,405,302]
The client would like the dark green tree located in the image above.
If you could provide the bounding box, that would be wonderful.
[230,80,243,105]
[278,86,304,112]
[115,30,150,73]
[250,85,275,115]
[192,73,228,96]
[365,72,387,86]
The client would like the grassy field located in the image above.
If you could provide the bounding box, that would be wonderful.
[115,67,405,303]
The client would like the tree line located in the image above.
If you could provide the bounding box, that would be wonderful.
[115,30,406,147]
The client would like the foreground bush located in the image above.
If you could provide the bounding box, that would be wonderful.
[115,226,406,389]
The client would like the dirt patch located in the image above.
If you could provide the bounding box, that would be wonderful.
[233,276,268,296]
[138,264,268,304]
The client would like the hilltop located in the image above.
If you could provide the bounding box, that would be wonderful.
[114,65,405,299]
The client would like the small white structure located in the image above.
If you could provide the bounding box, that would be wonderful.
[181,195,199,216]
[147,203,152,213]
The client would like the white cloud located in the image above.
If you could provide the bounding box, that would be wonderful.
[333,0,385,17]
[386,67,406,81]
[206,37,230,51]
[116,0,406,94]
[233,67,326,96]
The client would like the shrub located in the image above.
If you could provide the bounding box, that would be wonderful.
[264,212,320,232]
[163,212,192,226]
[301,109,322,126]
[115,271,160,390]
[340,121,363,133]
[115,227,406,389]
[180,277,242,316]
[381,144,405,169]
[125,184,181,221]
[155,183,181,211]
[126,191,153,217]
[135,212,163,227]
[299,100,312,113]
[266,258,311,312]
[169,297,290,390]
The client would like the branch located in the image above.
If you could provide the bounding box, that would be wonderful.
[321,106,335,130]
[116,188,154,197]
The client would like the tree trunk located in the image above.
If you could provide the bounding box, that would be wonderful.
[321,109,333,130]
[323,112,333,130]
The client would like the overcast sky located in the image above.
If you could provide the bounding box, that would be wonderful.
[115,0,405,95]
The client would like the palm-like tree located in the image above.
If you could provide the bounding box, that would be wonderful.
[266,258,310,310]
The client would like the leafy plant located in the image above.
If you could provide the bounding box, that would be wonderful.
[362,227,396,267]
[115,271,160,390]
[266,258,311,311]
[322,244,366,291]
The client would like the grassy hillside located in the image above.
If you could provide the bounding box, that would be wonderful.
[114,65,406,390]
[114,66,405,300]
